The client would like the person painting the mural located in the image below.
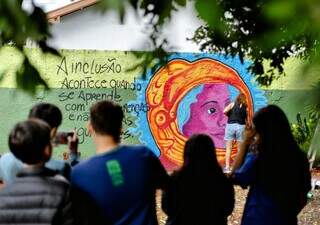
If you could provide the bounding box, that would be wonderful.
[223,93,248,173]
[231,105,311,225]
[162,134,234,225]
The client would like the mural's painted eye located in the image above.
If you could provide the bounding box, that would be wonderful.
[207,108,216,114]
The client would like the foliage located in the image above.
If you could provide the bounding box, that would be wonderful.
[191,0,320,86]
[291,113,318,152]
[0,0,56,94]
[306,79,320,118]
[97,0,320,86]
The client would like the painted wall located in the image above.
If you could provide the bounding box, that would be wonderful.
[45,4,315,125]
[0,48,268,169]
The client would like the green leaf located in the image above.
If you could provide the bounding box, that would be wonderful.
[128,0,139,9]
[96,0,126,22]
[175,0,186,6]
[38,40,60,57]
[195,0,222,29]
[264,0,296,21]
[16,56,49,95]
[24,5,51,45]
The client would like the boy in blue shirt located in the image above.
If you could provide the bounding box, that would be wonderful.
[71,100,169,225]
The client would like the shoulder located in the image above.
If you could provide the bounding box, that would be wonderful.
[2,171,70,195]
[46,158,69,171]
[72,157,94,173]
[47,174,71,189]
[0,152,23,172]
[119,145,157,158]
[120,144,151,152]
[0,152,21,165]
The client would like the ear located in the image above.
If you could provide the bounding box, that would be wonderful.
[43,144,52,162]
[87,121,94,135]
[50,127,57,139]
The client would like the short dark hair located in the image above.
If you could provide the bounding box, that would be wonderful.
[29,103,62,129]
[90,101,124,143]
[9,119,51,164]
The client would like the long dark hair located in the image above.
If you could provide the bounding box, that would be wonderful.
[165,134,234,224]
[253,105,310,216]
[182,134,222,175]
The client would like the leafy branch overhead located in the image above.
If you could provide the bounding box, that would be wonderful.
[191,0,320,86]
[0,0,58,93]
[0,0,320,92]
[98,0,320,86]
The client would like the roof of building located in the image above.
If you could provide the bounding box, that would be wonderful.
[46,0,97,23]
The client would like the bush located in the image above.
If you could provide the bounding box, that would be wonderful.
[291,113,318,153]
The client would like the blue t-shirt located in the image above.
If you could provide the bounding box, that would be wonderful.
[71,145,168,225]
[0,152,72,183]
[0,153,21,184]
[234,152,302,225]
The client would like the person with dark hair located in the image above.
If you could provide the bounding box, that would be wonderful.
[223,92,248,173]
[0,103,78,184]
[162,134,234,225]
[0,119,73,225]
[29,102,63,134]
[231,105,311,225]
[71,100,169,225]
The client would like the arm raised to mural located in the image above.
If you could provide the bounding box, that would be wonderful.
[223,102,234,116]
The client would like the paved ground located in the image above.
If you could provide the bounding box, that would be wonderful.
[156,170,320,225]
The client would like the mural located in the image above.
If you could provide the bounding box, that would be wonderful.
[0,49,269,170]
[131,54,267,170]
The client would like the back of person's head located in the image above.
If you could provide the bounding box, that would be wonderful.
[252,105,310,214]
[9,119,51,165]
[253,104,298,158]
[29,103,62,129]
[235,93,247,106]
[183,134,219,170]
[175,134,233,219]
[90,100,124,143]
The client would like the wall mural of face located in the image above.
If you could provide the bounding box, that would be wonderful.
[182,83,230,148]
[141,57,264,169]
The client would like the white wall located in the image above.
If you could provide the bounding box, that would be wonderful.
[48,3,203,52]
[24,0,80,12]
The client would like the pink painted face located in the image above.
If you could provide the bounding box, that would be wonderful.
[182,83,230,148]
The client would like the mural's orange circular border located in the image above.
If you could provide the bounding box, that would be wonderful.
[146,58,253,168]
